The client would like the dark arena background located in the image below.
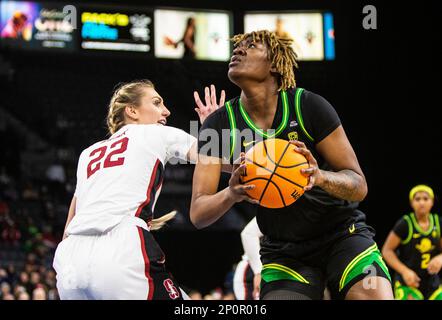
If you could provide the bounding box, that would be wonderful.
[0,0,440,301]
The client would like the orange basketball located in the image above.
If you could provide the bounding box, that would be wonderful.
[240,138,309,208]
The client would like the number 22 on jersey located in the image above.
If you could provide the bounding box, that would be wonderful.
[87,137,129,178]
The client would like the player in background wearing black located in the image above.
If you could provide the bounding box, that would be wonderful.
[382,185,442,300]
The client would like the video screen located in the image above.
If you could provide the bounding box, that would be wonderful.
[80,7,153,53]
[0,0,76,50]
[154,9,231,61]
[244,12,335,61]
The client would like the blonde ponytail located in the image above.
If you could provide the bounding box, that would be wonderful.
[107,79,154,135]
[150,210,177,231]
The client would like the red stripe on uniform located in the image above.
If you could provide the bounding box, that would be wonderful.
[138,227,154,300]
[135,159,161,218]
[243,263,249,300]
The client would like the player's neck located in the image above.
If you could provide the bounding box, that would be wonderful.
[415,211,430,224]
[240,83,279,116]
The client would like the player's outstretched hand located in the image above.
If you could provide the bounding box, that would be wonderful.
[290,140,322,191]
[228,152,259,205]
[427,255,442,275]
[194,84,226,124]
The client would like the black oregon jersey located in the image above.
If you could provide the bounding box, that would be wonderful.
[393,212,441,278]
[198,88,366,241]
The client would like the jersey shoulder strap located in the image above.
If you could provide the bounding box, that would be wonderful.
[293,88,314,142]
[401,214,413,245]
[225,99,237,160]
[433,213,441,239]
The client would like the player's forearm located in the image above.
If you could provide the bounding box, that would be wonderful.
[316,169,367,202]
[382,248,409,275]
[190,188,236,229]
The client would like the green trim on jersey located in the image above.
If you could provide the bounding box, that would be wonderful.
[261,263,310,284]
[294,88,314,142]
[434,214,440,239]
[410,212,434,236]
[401,215,413,245]
[394,281,424,300]
[339,244,391,292]
[238,91,289,139]
[429,287,442,300]
[225,101,237,160]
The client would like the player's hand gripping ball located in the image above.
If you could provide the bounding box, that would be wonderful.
[240,139,309,208]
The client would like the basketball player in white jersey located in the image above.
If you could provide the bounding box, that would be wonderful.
[53,80,225,300]
[233,217,263,300]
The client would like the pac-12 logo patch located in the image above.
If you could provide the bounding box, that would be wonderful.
[163,279,180,299]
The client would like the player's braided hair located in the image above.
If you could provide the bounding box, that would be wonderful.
[107,79,154,135]
[231,30,298,91]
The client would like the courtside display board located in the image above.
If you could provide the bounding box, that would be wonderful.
[244,12,335,61]
[80,6,153,53]
[0,0,76,50]
[154,8,231,61]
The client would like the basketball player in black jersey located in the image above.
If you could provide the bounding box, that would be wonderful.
[382,185,442,300]
[190,30,393,300]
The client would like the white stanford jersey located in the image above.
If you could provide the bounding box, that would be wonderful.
[66,124,196,236]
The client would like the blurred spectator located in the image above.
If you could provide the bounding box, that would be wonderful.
[0,268,8,283]
[48,287,59,300]
[1,282,12,298]
[30,271,41,289]
[22,181,39,200]
[32,286,46,300]
[6,265,17,284]
[1,221,22,244]
[0,199,10,217]
[18,271,33,294]
[45,270,56,289]
[188,290,202,300]
[41,225,57,249]
[204,287,223,300]
[46,163,66,184]
[18,291,30,300]
[2,293,15,300]
[13,285,26,298]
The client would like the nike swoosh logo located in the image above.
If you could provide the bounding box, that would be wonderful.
[349,224,355,234]
[243,140,256,147]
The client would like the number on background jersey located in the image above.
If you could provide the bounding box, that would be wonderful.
[87,137,129,178]
[421,253,431,269]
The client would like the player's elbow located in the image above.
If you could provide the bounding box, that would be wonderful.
[189,202,206,229]
[360,177,368,201]
[381,246,393,262]
[356,180,368,202]
[190,212,204,229]
[352,173,368,202]
[380,246,388,258]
